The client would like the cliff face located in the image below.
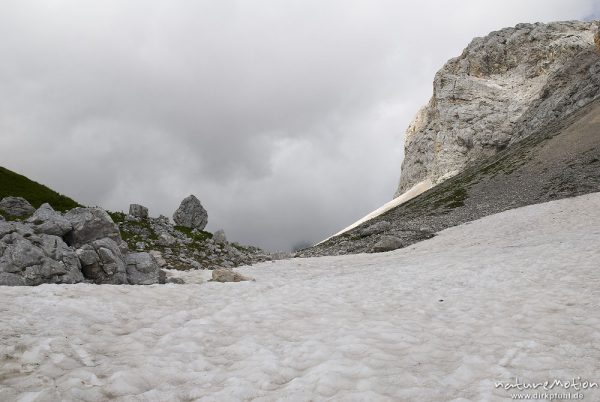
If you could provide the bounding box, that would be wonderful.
[396,20,600,196]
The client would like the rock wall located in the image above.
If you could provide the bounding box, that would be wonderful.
[396,20,600,196]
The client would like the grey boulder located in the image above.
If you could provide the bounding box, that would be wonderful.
[173,195,208,230]
[0,196,35,217]
[0,221,84,286]
[76,237,128,284]
[372,235,404,253]
[125,252,161,285]
[210,268,254,283]
[129,204,149,219]
[64,207,122,248]
[27,203,73,237]
[157,232,177,247]
[149,250,168,267]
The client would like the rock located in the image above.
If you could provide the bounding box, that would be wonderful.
[129,204,149,219]
[27,203,72,237]
[125,214,139,222]
[0,215,4,221]
[210,268,254,283]
[158,269,166,284]
[157,215,170,225]
[76,238,128,284]
[213,229,227,244]
[173,195,208,230]
[149,250,168,267]
[396,21,600,197]
[0,196,35,217]
[166,277,185,284]
[157,232,177,247]
[135,241,146,250]
[360,221,391,236]
[0,221,84,286]
[372,235,404,253]
[125,252,160,285]
[64,207,122,248]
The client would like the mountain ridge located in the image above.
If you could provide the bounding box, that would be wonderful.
[300,20,600,257]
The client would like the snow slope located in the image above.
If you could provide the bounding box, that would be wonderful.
[1,193,600,401]
[319,179,433,243]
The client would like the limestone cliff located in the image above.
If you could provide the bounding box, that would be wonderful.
[396,20,600,197]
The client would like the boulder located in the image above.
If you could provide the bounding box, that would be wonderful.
[210,268,254,283]
[27,203,73,237]
[0,221,84,286]
[0,196,35,217]
[64,207,122,248]
[166,277,185,284]
[157,232,177,247]
[75,238,128,284]
[125,252,160,285]
[173,195,208,230]
[372,235,404,253]
[213,229,227,244]
[149,250,168,267]
[129,204,149,219]
[360,221,391,236]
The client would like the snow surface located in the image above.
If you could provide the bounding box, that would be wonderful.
[318,179,433,243]
[2,192,600,401]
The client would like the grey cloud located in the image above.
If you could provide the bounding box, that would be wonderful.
[0,0,596,250]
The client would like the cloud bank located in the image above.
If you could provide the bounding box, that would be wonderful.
[1,0,597,250]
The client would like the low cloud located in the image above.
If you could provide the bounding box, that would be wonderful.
[0,0,596,250]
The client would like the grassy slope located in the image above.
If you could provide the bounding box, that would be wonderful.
[0,166,81,212]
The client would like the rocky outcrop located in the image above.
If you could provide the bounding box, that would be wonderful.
[124,252,161,285]
[0,196,35,217]
[64,207,123,249]
[27,203,72,237]
[129,204,149,219]
[76,238,128,284]
[114,212,272,270]
[396,21,600,197]
[173,195,208,230]
[0,221,84,286]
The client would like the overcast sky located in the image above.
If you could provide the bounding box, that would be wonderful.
[1,1,598,251]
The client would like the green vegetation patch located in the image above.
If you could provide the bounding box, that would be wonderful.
[174,226,213,242]
[0,166,81,212]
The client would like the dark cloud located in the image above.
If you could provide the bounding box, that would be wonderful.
[0,0,595,250]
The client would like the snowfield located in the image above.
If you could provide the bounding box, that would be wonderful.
[2,193,600,402]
